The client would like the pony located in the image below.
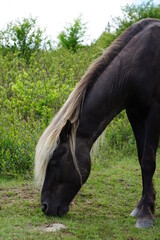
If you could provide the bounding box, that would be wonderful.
[35,18,160,228]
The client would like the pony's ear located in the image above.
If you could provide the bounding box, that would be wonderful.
[60,120,72,142]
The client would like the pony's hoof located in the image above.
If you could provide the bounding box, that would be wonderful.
[136,218,154,228]
[130,207,140,217]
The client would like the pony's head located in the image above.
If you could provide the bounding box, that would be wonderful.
[35,120,91,216]
[34,54,96,216]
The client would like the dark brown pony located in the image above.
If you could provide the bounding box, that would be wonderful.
[35,18,160,228]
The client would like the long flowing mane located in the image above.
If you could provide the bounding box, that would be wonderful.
[35,18,157,185]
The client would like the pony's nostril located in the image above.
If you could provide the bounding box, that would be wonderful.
[42,202,48,212]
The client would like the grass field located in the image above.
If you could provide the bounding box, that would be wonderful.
[1,152,160,240]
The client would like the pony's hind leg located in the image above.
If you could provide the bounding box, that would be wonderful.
[127,102,160,228]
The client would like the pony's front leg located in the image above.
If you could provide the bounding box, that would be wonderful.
[126,110,146,219]
[133,102,160,228]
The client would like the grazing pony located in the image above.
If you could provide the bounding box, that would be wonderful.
[35,18,160,228]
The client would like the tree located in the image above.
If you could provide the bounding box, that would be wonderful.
[0,17,52,63]
[58,17,87,52]
[111,0,160,35]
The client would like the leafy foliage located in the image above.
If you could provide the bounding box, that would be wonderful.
[58,17,87,52]
[111,0,160,35]
[0,46,98,175]
[0,17,51,63]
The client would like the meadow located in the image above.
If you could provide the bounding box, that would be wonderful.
[1,151,160,239]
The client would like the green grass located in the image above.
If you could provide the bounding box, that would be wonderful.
[1,152,160,239]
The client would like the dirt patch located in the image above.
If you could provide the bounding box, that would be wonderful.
[0,182,40,207]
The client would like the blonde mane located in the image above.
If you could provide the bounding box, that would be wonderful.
[34,55,108,185]
[35,19,153,186]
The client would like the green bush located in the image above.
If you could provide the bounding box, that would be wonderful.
[111,0,160,35]
[0,46,98,176]
[0,17,51,63]
[0,42,136,177]
[58,17,87,52]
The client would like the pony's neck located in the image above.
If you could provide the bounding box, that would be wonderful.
[77,67,126,149]
[78,105,122,150]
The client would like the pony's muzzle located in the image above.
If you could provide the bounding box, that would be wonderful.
[41,201,69,216]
